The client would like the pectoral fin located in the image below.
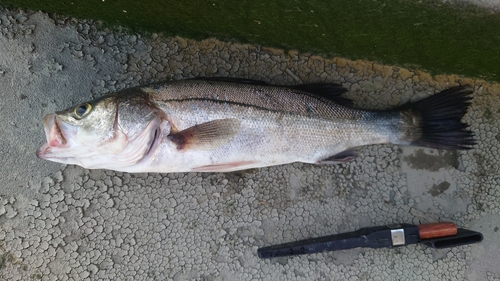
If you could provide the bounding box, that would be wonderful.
[167,118,241,150]
[318,149,359,164]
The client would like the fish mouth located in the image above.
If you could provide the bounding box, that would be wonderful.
[36,114,67,159]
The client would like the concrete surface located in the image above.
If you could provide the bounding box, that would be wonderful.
[1,7,500,281]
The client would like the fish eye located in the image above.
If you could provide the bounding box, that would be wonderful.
[74,103,92,118]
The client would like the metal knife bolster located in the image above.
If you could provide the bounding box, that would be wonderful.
[384,224,420,247]
[364,224,419,248]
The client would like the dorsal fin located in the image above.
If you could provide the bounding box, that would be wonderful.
[193,77,351,106]
[291,83,352,106]
[193,77,269,85]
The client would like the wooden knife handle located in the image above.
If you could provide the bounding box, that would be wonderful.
[418,222,457,239]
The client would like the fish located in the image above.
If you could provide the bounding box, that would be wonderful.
[36,77,475,173]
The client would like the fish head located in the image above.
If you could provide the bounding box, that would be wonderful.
[36,90,167,170]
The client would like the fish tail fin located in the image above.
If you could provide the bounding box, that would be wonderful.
[399,86,475,150]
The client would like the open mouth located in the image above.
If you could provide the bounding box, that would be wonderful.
[45,114,66,147]
[36,114,67,159]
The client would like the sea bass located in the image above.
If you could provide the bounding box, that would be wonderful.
[36,78,474,173]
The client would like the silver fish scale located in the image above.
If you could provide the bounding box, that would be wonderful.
[141,80,402,170]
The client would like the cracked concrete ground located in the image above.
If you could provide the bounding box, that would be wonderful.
[1,7,499,281]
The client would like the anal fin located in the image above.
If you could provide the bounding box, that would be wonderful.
[318,149,359,164]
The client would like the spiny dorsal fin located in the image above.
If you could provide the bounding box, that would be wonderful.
[167,118,241,150]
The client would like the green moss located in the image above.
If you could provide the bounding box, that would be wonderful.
[0,252,14,269]
[483,108,493,121]
[1,0,499,82]
[0,254,6,269]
